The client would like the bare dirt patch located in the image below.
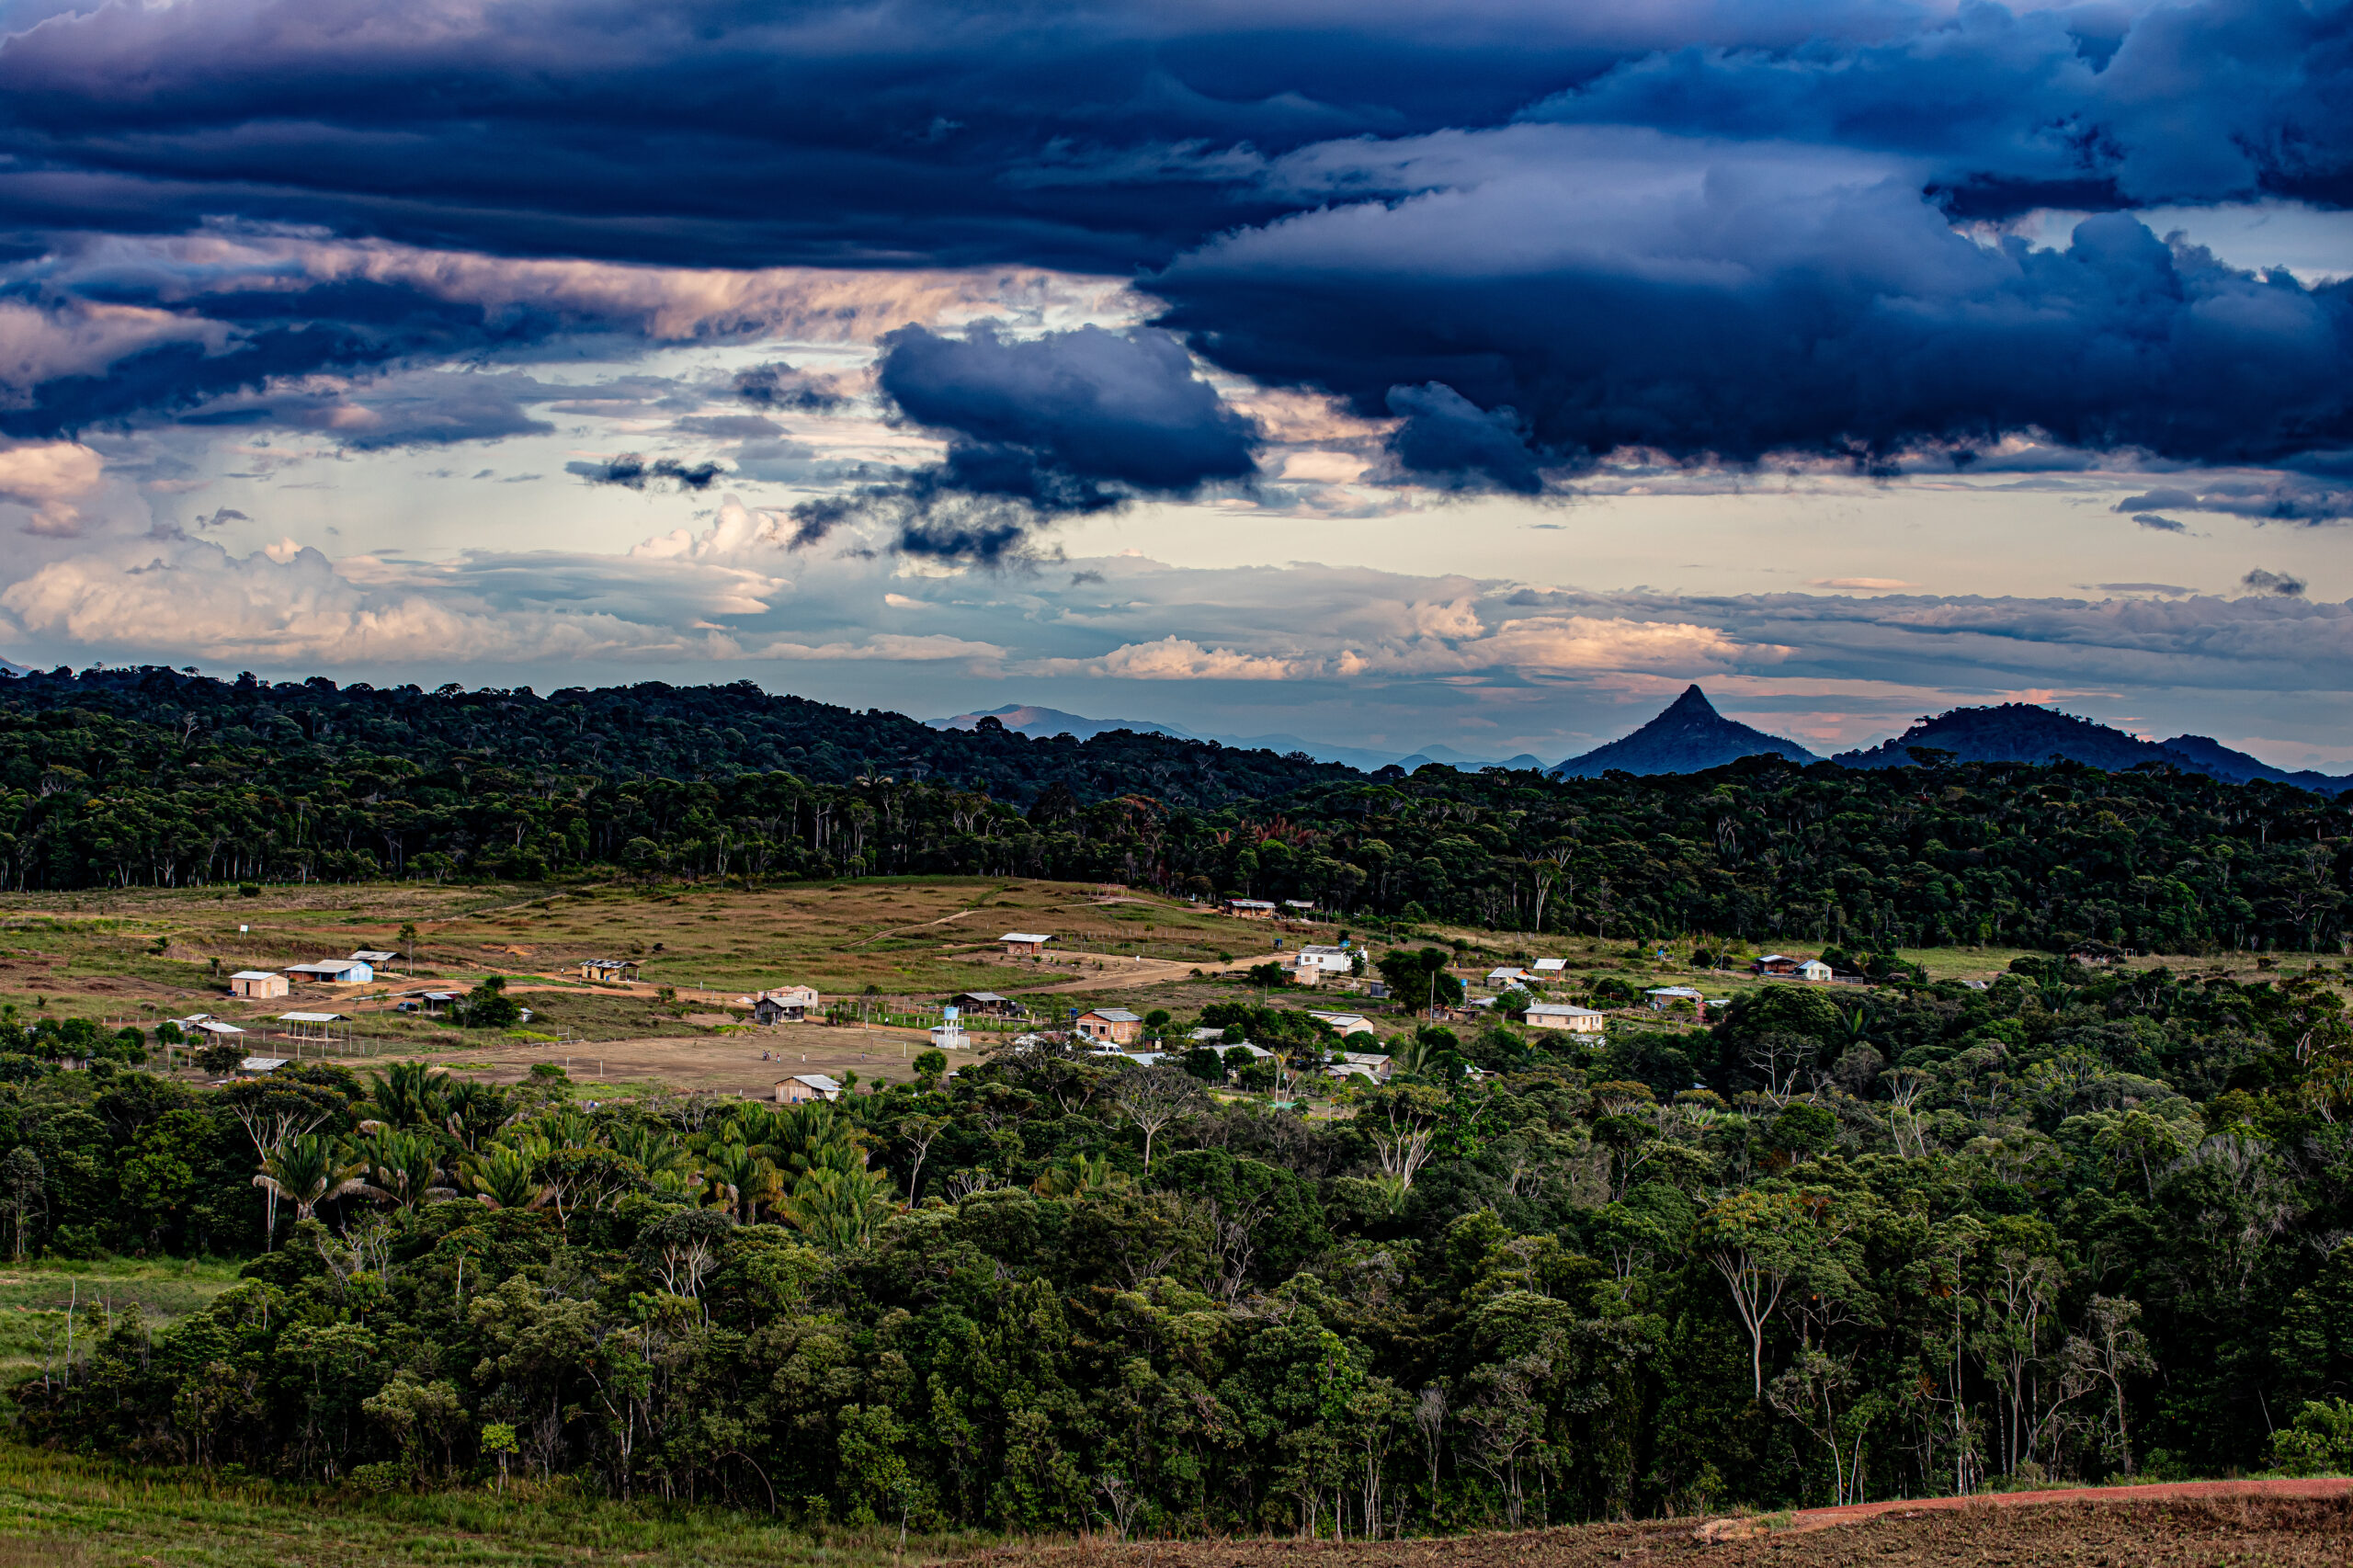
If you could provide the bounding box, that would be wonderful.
[951,1486,2353,1568]
[369,1018,984,1096]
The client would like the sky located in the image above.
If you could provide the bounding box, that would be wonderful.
[0,0,2351,767]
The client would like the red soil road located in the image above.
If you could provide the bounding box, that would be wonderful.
[1701,1474,2353,1539]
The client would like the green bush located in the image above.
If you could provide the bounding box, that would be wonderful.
[2271,1397,2353,1475]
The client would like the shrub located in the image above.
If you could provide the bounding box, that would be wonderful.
[2272,1397,2353,1475]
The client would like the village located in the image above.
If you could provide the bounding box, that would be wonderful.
[47,881,1963,1107]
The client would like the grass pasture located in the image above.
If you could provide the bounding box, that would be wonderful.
[0,1444,963,1567]
[0,1256,242,1381]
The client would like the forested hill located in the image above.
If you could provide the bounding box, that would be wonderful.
[5,665,2353,954]
[0,665,1358,807]
[1837,703,2353,793]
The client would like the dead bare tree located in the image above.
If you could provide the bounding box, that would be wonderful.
[1113,1063,1206,1169]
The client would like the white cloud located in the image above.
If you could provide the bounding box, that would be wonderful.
[751,633,1006,665]
[0,301,229,403]
[55,233,1152,345]
[1039,636,1306,680]
[0,441,105,536]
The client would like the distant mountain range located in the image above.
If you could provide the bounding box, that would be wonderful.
[1836,703,2353,791]
[1550,686,1816,778]
[928,704,1545,775]
[1542,688,2351,793]
[931,695,2349,793]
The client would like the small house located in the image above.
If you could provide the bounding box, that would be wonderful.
[750,984,821,1025]
[229,970,288,1000]
[1281,899,1316,915]
[1290,944,1353,985]
[1522,1002,1607,1033]
[186,1017,245,1039]
[1075,1007,1144,1045]
[285,959,373,984]
[236,1056,288,1075]
[1796,959,1834,983]
[1308,1011,1375,1039]
[1223,898,1277,919]
[1325,1051,1392,1084]
[348,949,401,966]
[950,991,1023,1018]
[579,959,642,983]
[999,932,1053,957]
[775,1074,843,1105]
[1751,953,1805,976]
[1643,985,1706,1011]
[1485,966,1535,988]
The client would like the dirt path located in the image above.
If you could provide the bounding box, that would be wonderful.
[1699,1475,2353,1540]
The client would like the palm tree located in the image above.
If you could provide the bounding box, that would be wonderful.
[608,1124,696,1198]
[1029,1153,1132,1198]
[252,1134,370,1229]
[460,1142,546,1210]
[700,1135,781,1224]
[779,1154,897,1251]
[360,1061,449,1131]
[441,1080,514,1152]
[357,1130,457,1209]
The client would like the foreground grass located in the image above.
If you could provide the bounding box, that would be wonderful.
[0,1256,242,1378]
[0,1443,973,1567]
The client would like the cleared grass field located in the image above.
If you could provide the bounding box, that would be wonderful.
[0,1257,241,1380]
[0,1445,968,1567]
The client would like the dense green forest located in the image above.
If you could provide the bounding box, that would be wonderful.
[11,955,2353,1523]
[4,667,2349,954]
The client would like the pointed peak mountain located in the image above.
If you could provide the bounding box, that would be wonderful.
[1552,687,1817,778]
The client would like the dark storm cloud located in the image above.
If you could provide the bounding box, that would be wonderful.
[2116,478,2353,524]
[2132,513,2188,533]
[1533,0,2353,211]
[1382,382,1543,494]
[788,323,1259,561]
[0,277,569,439]
[566,454,723,491]
[880,324,1258,498]
[0,0,2343,271]
[0,0,1890,270]
[2242,567,2307,597]
[0,0,2347,493]
[733,364,845,414]
[1155,177,2353,478]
